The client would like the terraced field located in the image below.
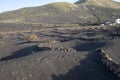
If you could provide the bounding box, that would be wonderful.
[0,24,120,80]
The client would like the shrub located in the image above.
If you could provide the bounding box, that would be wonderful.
[26,34,39,42]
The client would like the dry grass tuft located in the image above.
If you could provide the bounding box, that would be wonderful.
[26,34,39,42]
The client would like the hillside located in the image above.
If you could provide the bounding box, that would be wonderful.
[0,2,79,23]
[0,0,120,24]
[45,2,78,12]
[76,0,120,9]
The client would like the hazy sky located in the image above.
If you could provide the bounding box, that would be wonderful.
[0,0,120,13]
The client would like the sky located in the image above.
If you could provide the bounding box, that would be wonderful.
[0,0,120,13]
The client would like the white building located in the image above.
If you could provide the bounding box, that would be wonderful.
[115,19,120,24]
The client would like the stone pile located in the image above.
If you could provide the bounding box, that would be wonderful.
[38,40,76,52]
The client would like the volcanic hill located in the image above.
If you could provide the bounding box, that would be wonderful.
[0,0,120,24]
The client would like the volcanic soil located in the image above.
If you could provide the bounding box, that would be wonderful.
[0,24,119,80]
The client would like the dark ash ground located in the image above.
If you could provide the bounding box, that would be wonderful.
[0,24,120,80]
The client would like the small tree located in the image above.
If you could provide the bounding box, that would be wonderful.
[96,17,102,24]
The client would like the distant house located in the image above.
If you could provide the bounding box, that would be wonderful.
[115,19,120,24]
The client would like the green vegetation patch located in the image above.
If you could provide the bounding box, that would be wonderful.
[46,2,78,12]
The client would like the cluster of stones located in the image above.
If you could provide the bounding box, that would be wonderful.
[38,45,76,52]
[79,36,120,42]
[100,49,120,77]
[38,41,76,52]
[48,46,76,52]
